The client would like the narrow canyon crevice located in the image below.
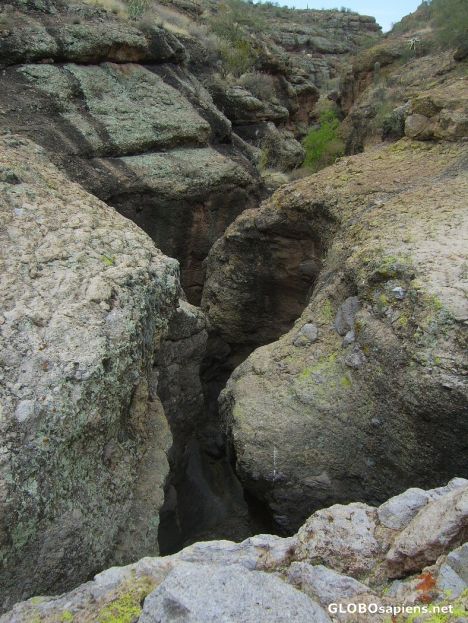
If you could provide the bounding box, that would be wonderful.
[154,208,336,554]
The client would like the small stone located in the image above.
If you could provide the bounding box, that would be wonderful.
[342,330,355,347]
[344,347,366,369]
[293,323,318,347]
[392,286,406,300]
[335,296,360,336]
[301,323,318,340]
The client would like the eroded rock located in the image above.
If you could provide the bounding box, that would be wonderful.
[386,487,468,577]
[0,135,180,610]
[140,562,330,623]
[215,139,468,530]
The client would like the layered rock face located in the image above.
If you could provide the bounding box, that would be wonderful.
[2,479,467,622]
[0,135,182,610]
[266,8,381,87]
[205,137,468,532]
[0,0,261,304]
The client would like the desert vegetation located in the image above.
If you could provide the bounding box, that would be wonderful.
[302,108,344,171]
[392,0,468,51]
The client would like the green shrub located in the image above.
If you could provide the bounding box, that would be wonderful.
[238,71,276,100]
[207,0,261,76]
[125,0,150,18]
[219,39,257,76]
[209,0,266,38]
[302,110,344,172]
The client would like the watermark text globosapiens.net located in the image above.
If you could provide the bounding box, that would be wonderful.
[328,603,454,616]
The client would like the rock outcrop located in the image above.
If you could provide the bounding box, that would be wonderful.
[154,300,254,553]
[0,134,182,611]
[0,0,261,304]
[1,1,467,619]
[204,137,468,532]
[2,480,467,622]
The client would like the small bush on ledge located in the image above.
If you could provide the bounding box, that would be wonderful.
[302,109,344,172]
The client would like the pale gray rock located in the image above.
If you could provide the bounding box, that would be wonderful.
[3,480,468,622]
[296,503,381,577]
[344,346,366,369]
[287,562,372,605]
[437,542,468,598]
[446,543,468,582]
[140,562,331,623]
[427,478,468,501]
[0,135,179,611]
[178,535,297,572]
[294,323,319,347]
[342,330,355,347]
[386,485,468,576]
[377,487,430,530]
[436,562,467,599]
[334,296,361,336]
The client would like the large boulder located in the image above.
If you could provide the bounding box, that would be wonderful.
[140,562,330,623]
[0,134,180,611]
[404,87,468,142]
[208,138,468,531]
[210,84,289,126]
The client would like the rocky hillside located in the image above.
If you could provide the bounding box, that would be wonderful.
[2,479,467,622]
[133,0,381,178]
[338,1,468,153]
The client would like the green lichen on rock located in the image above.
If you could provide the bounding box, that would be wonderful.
[393,589,468,623]
[97,577,156,623]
